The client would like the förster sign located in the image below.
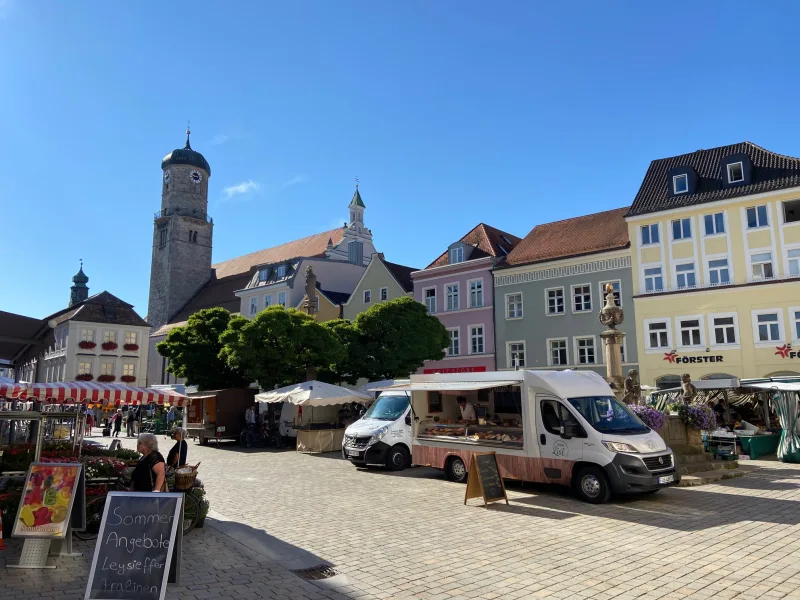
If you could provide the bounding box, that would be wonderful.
[85,492,183,600]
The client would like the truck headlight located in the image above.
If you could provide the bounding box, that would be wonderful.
[602,441,639,453]
[369,426,389,445]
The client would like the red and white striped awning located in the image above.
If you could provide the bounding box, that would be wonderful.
[0,382,186,406]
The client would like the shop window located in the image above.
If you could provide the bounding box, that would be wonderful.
[656,375,681,390]
[428,391,442,413]
[546,287,564,315]
[783,199,800,224]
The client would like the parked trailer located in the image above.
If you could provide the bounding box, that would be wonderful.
[186,388,257,445]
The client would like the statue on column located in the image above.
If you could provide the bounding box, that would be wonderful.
[303,265,317,316]
[623,369,642,405]
[681,373,697,404]
[599,283,626,399]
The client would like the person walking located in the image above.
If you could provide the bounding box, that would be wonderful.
[86,411,94,436]
[113,408,123,438]
[166,406,176,431]
[126,408,136,437]
[167,428,188,470]
[131,433,167,492]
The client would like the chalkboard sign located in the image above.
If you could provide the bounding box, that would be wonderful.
[85,492,183,600]
[464,452,508,507]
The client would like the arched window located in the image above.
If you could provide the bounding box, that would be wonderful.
[656,375,681,390]
[701,373,737,380]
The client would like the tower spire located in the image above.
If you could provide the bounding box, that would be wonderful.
[185,121,191,150]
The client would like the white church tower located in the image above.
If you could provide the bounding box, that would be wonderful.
[326,185,376,266]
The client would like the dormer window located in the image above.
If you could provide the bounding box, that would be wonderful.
[727,162,744,183]
[449,247,464,264]
[673,174,689,195]
[277,265,286,277]
[259,268,268,282]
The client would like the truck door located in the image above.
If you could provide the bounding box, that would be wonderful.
[536,396,584,479]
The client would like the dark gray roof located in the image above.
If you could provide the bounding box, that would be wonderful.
[48,291,149,328]
[627,142,800,217]
[382,259,416,293]
[161,135,210,175]
[320,289,351,305]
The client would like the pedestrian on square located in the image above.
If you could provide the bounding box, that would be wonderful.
[131,433,167,492]
[86,411,94,436]
[126,407,136,437]
[166,405,176,430]
[113,408,123,437]
[167,428,188,470]
[245,405,256,431]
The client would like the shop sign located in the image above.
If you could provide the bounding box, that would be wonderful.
[663,351,724,364]
[13,462,83,539]
[775,345,800,359]
[423,366,487,374]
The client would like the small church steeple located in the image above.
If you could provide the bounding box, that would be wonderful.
[349,180,365,227]
[69,260,89,307]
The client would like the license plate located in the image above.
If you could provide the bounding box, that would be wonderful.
[658,475,674,484]
[347,449,360,457]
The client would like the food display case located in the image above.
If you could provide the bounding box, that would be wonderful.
[466,425,524,448]
[418,421,466,440]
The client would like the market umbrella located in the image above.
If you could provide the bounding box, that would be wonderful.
[771,390,800,463]
[0,381,187,406]
[255,380,371,406]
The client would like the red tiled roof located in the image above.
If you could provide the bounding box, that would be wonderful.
[503,207,630,267]
[425,223,521,269]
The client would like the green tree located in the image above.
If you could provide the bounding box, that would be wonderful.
[318,319,362,384]
[155,307,250,390]
[220,306,345,390]
[331,297,450,382]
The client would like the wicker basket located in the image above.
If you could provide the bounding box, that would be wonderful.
[174,463,200,491]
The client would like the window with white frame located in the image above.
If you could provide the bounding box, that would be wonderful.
[81,328,95,343]
[746,205,769,228]
[259,268,268,282]
[264,295,272,307]
[704,212,725,235]
[787,249,800,277]
[380,287,388,301]
[103,330,116,344]
[549,339,568,366]
[572,284,591,312]
[508,342,525,368]
[675,262,696,289]
[506,293,523,319]
[125,331,137,345]
[727,162,744,183]
[640,223,659,245]
[755,312,782,342]
[751,251,774,280]
[424,288,436,314]
[792,309,800,341]
[546,287,564,315]
[446,284,459,311]
[644,267,664,292]
[447,328,460,357]
[678,317,703,347]
[122,364,135,377]
[449,247,464,264]
[278,291,286,307]
[78,362,92,375]
[673,174,688,194]
[575,337,596,364]
[672,218,691,240]
[277,264,287,277]
[711,315,737,345]
[249,297,258,315]
[469,326,484,354]
[100,362,114,376]
[599,280,621,307]
[646,320,670,350]
[364,290,372,303]
[708,258,730,285]
[469,279,484,308]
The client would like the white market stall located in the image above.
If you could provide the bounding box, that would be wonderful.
[255,381,371,453]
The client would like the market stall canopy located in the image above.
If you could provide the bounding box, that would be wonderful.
[746,382,800,392]
[0,381,187,406]
[378,380,519,392]
[0,375,14,385]
[358,380,406,394]
[255,380,371,406]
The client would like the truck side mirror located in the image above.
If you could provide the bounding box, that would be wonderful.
[405,414,412,426]
[559,425,572,440]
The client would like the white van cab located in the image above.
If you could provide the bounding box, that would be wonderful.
[384,369,678,503]
[342,391,412,470]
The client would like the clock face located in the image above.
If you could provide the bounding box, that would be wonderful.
[163,170,171,183]
[190,170,203,184]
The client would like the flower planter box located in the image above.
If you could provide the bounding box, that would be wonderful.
[101,342,118,351]
[120,375,136,383]
[123,344,139,352]
[76,373,94,381]
[78,341,97,349]
[655,415,704,452]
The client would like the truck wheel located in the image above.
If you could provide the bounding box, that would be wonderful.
[574,466,611,504]
[446,457,468,483]
[386,446,409,471]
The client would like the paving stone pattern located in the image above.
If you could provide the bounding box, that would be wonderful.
[5,435,800,599]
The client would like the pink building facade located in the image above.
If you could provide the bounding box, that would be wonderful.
[411,224,521,374]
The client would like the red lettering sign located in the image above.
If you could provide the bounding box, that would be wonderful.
[423,366,488,374]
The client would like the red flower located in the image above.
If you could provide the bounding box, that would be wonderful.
[120,375,136,383]
[123,343,139,352]
[97,374,116,382]
[78,341,96,349]
[76,373,94,381]
[101,341,118,351]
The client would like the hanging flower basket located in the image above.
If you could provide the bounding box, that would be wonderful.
[76,373,94,381]
[101,341,118,351]
[78,341,97,349]
[120,375,136,383]
[97,374,116,382]
[123,343,139,352]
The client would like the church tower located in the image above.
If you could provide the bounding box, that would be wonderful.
[147,128,213,329]
[325,184,376,266]
[69,261,89,307]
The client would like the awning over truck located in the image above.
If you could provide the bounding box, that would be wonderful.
[378,380,519,392]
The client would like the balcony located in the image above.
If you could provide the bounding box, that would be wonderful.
[154,208,213,223]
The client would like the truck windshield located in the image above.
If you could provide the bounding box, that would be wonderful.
[362,395,409,421]
[567,396,649,435]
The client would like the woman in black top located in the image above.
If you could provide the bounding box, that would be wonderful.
[167,428,188,469]
[113,409,123,438]
[130,433,166,492]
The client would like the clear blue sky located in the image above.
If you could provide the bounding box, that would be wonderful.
[2,1,799,319]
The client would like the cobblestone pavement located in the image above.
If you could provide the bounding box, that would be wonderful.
[6,434,800,600]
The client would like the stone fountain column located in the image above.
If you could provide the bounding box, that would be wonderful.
[598,283,625,400]
[303,265,318,381]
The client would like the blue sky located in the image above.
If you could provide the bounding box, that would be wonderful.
[2,1,799,319]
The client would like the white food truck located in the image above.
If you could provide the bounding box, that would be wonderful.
[342,391,413,470]
[382,369,679,503]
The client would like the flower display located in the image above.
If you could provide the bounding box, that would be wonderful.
[123,343,139,352]
[75,373,94,381]
[120,375,136,383]
[101,341,118,351]
[630,405,667,430]
[78,341,96,349]
[97,374,116,382]
[675,403,717,431]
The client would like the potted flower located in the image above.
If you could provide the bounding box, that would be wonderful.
[101,341,118,351]
[78,341,97,349]
[123,343,139,352]
[630,405,667,430]
[120,375,136,383]
[674,403,717,448]
[97,374,116,382]
[76,373,94,381]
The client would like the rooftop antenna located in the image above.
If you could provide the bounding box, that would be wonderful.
[354,176,359,190]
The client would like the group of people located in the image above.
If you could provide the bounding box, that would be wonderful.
[130,427,189,492]
[88,405,178,438]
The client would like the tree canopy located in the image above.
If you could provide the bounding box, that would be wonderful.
[155,307,250,391]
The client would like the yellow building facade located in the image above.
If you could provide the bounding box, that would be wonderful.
[627,142,800,388]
